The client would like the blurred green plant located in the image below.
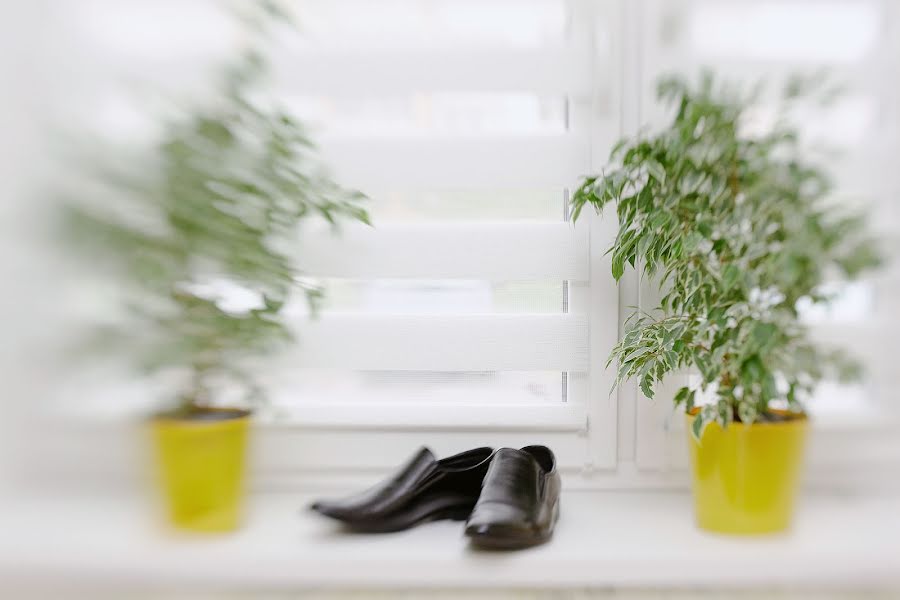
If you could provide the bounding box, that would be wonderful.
[571,73,882,438]
[60,1,369,412]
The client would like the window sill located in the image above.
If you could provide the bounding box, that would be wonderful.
[2,491,898,592]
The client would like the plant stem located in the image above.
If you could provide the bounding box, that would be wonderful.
[184,366,211,411]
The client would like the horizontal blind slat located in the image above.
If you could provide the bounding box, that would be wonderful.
[295,222,588,280]
[319,135,591,188]
[94,46,593,95]
[264,403,586,430]
[276,314,589,371]
[273,46,592,95]
[810,323,900,372]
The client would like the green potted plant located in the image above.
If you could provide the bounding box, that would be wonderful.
[571,74,881,534]
[59,3,369,532]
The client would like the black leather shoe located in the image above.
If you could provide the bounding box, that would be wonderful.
[310,446,493,532]
[464,445,560,549]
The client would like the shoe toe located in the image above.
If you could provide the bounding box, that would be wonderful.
[464,521,527,538]
[309,500,350,520]
[309,501,331,516]
[465,504,534,538]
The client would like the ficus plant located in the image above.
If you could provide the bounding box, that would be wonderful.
[571,74,882,439]
[59,2,369,414]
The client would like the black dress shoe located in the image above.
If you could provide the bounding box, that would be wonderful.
[464,445,560,549]
[310,446,493,532]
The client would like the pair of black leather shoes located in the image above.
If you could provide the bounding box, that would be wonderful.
[310,445,560,549]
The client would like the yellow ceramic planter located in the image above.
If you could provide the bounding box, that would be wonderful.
[686,411,808,534]
[151,408,251,533]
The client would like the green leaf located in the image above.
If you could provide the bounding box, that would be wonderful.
[610,137,630,159]
[624,346,652,361]
[696,356,716,383]
[571,200,584,222]
[741,355,764,381]
[722,264,741,290]
[646,159,666,184]
[697,221,713,238]
[751,323,777,349]
[691,413,707,442]
[611,250,626,280]
[640,375,655,399]
[683,231,704,253]
[685,389,696,411]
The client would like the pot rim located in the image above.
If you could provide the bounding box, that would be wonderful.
[685,406,807,426]
[151,406,252,424]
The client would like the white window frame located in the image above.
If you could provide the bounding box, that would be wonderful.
[252,0,900,494]
[23,0,899,495]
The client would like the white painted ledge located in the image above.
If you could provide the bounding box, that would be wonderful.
[1,491,898,592]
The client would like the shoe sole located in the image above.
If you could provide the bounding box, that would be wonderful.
[467,530,552,549]
[319,496,475,533]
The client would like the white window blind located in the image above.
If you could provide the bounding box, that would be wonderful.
[47,0,621,476]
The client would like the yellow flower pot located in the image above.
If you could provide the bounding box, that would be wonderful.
[686,410,808,534]
[151,408,251,532]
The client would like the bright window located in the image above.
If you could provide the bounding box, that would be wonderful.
[34,0,899,484]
